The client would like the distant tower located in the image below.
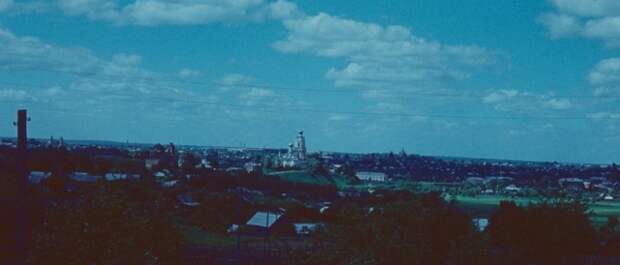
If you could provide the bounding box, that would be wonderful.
[166,142,176,155]
[288,143,294,156]
[296,130,306,159]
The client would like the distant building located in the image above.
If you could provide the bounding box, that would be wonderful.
[473,218,489,232]
[244,162,261,173]
[161,180,178,188]
[465,177,485,185]
[104,173,140,181]
[70,172,101,182]
[356,171,387,182]
[559,178,586,190]
[277,130,308,168]
[246,211,284,232]
[46,136,65,148]
[28,171,51,184]
[145,159,160,171]
[504,184,521,192]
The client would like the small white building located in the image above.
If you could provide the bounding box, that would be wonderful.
[473,218,489,232]
[28,171,51,184]
[104,173,140,181]
[504,184,521,192]
[356,171,387,182]
[161,180,178,188]
[244,162,261,173]
[70,172,102,182]
[246,211,283,230]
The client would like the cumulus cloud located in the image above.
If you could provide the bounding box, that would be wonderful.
[588,58,620,96]
[0,88,31,101]
[56,0,300,26]
[178,68,201,79]
[544,98,572,110]
[0,0,12,12]
[0,27,100,73]
[273,13,494,89]
[0,26,210,117]
[221,73,253,85]
[482,89,574,113]
[482,89,519,104]
[541,0,620,47]
[588,112,620,120]
[239,87,275,106]
[548,0,620,17]
[539,13,582,38]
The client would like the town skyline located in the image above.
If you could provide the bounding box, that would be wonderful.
[1,1,620,163]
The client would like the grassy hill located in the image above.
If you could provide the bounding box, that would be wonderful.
[263,158,354,187]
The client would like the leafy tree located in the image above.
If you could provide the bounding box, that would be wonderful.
[206,151,219,169]
[27,181,184,265]
[292,194,481,265]
[180,152,200,174]
[488,200,597,263]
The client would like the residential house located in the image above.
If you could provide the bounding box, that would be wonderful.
[28,171,51,184]
[70,172,101,182]
[356,171,387,182]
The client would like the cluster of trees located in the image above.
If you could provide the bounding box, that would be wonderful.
[0,146,144,176]
[291,194,488,265]
[6,179,186,265]
[290,194,620,265]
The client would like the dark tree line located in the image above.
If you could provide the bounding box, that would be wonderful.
[289,194,620,265]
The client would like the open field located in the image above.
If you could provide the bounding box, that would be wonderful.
[266,170,332,185]
[452,195,620,226]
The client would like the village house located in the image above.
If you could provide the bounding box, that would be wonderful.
[28,171,51,184]
[356,171,387,182]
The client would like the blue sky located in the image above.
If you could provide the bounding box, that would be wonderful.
[0,0,619,163]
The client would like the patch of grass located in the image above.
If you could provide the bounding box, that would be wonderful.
[268,170,332,185]
[178,224,236,247]
[452,195,620,227]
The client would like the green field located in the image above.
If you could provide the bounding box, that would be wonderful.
[266,169,332,185]
[451,195,620,227]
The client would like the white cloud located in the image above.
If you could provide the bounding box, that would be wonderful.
[544,98,572,110]
[56,0,299,26]
[548,0,620,17]
[588,112,620,120]
[539,13,582,38]
[482,89,519,104]
[0,27,206,115]
[0,27,100,73]
[588,58,620,96]
[0,0,13,12]
[589,58,620,84]
[221,73,253,85]
[482,89,574,113]
[178,68,201,79]
[238,87,284,107]
[0,88,31,101]
[273,13,493,89]
[542,0,620,47]
[265,0,302,20]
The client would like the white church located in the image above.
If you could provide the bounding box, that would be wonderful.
[276,130,308,168]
